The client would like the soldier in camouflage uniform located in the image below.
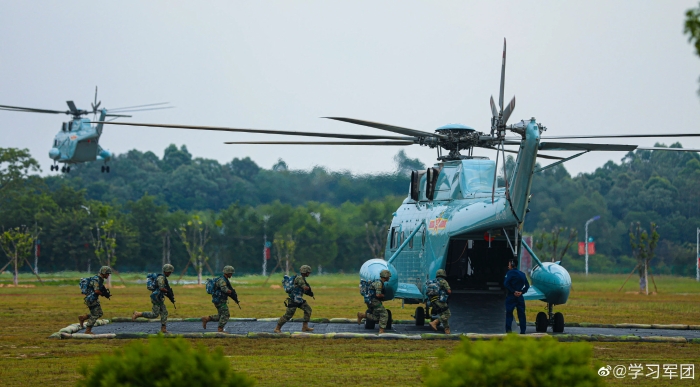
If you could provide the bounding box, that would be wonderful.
[356,269,391,334]
[429,269,452,334]
[132,264,175,334]
[201,266,238,332]
[78,266,112,334]
[274,265,315,333]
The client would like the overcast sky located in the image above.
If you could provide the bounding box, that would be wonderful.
[1,1,699,176]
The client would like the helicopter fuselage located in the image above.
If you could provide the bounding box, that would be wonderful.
[49,111,111,165]
[360,119,571,311]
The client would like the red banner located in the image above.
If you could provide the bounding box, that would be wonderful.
[578,242,595,255]
[264,247,271,260]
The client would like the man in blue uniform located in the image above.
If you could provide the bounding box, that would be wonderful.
[504,258,529,334]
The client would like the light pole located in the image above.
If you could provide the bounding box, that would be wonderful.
[585,215,600,276]
[696,228,699,282]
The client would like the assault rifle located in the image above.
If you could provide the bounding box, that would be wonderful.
[163,277,176,309]
[303,278,315,300]
[223,276,241,309]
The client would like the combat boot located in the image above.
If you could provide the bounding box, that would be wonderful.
[201,316,211,329]
[429,319,439,331]
[161,325,168,334]
[217,326,224,333]
[302,322,314,332]
[274,323,283,333]
[378,328,385,334]
[78,314,88,328]
[84,326,93,335]
[132,311,143,321]
[444,328,451,334]
[357,312,366,325]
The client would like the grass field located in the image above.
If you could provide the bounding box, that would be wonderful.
[0,271,699,386]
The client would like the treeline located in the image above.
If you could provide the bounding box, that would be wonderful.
[1,143,699,276]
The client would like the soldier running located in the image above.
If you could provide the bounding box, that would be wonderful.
[132,264,175,333]
[201,265,239,332]
[78,266,112,334]
[357,269,391,334]
[428,269,452,334]
[274,265,315,333]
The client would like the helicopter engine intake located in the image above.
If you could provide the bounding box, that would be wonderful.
[97,149,112,161]
[49,148,60,160]
[359,258,399,300]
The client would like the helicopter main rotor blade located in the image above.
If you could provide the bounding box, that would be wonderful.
[539,142,700,152]
[0,104,67,114]
[107,106,174,113]
[637,146,700,152]
[108,102,170,111]
[93,121,416,141]
[224,141,414,146]
[324,117,444,139]
[539,142,637,152]
[490,96,498,118]
[66,101,79,113]
[499,38,506,113]
[541,133,700,139]
[481,145,564,160]
[501,96,516,125]
[104,114,132,118]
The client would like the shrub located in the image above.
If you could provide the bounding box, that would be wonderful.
[421,335,603,387]
[77,335,255,387]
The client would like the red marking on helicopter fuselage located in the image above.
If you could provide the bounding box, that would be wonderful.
[428,217,447,233]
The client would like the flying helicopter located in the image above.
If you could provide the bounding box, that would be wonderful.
[0,87,171,173]
[96,40,700,333]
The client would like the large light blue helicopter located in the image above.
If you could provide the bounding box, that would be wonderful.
[0,88,170,173]
[97,40,700,333]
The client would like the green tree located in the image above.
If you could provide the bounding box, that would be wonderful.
[394,150,425,175]
[0,148,40,192]
[177,214,218,284]
[628,222,660,294]
[0,226,39,285]
[685,2,700,96]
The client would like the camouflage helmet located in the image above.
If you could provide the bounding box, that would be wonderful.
[300,265,312,274]
[379,269,391,279]
[436,269,447,278]
[162,264,174,273]
[223,265,235,274]
[99,266,112,275]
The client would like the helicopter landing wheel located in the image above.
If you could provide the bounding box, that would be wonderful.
[101,166,105,173]
[415,306,425,326]
[386,309,393,330]
[66,166,71,173]
[553,312,565,333]
[535,312,548,332]
[61,166,66,173]
[106,166,110,173]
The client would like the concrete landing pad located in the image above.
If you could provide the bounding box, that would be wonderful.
[85,320,700,340]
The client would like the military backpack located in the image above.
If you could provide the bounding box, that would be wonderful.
[425,279,448,303]
[205,277,217,294]
[359,279,376,304]
[79,276,95,295]
[283,275,304,304]
[146,273,161,291]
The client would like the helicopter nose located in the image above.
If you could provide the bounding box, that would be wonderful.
[49,148,60,160]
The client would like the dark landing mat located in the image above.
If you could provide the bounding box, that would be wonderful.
[88,321,700,339]
[441,292,506,334]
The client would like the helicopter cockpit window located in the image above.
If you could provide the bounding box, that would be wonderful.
[390,227,397,249]
[460,160,496,193]
[408,230,414,248]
